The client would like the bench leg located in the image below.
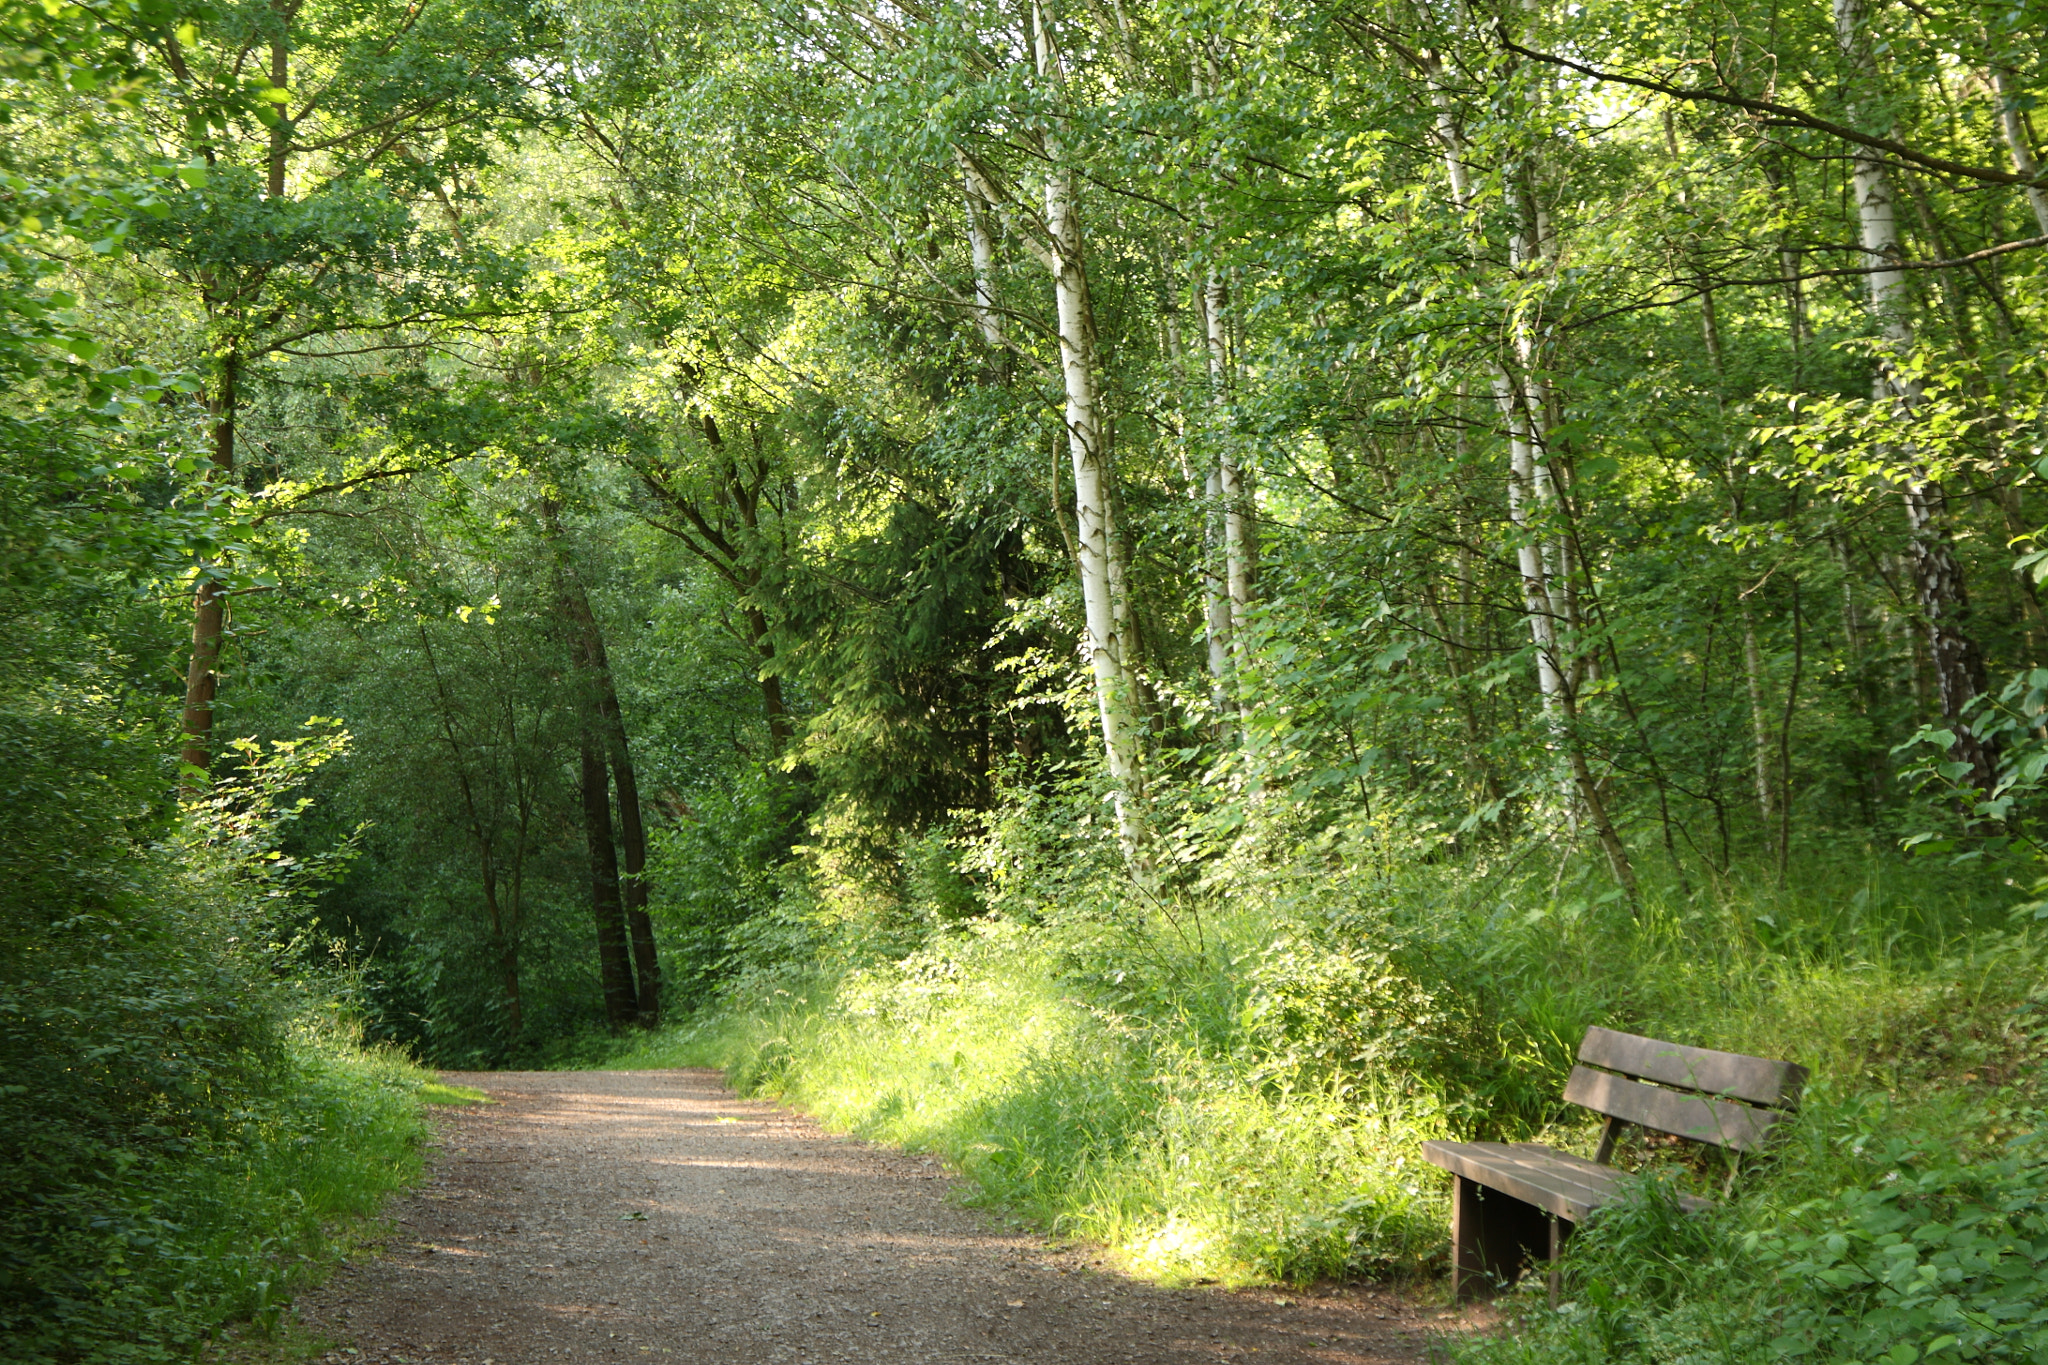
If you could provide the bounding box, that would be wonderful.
[1450,1175,1483,1301]
[1450,1177,1555,1302]
[1548,1213,1562,1308]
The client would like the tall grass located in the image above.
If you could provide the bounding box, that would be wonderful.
[604,836,2045,1303]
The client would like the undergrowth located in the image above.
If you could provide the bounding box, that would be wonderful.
[1,697,438,1363]
[585,811,2048,1362]
[1,1023,436,1365]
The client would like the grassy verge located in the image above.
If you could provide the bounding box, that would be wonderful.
[5,1027,437,1365]
[598,918,1450,1283]
[584,843,2047,1361]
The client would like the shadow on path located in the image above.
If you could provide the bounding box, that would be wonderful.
[295,1068,1489,1364]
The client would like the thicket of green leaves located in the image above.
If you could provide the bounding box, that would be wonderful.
[8,0,2048,1357]
[1,5,450,1358]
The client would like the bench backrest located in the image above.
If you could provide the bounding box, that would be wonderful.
[1563,1027,1808,1153]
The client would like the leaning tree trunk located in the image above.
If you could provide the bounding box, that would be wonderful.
[1835,0,1997,792]
[1987,65,2048,238]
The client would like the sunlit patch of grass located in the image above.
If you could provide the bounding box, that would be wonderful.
[580,846,2041,1316]
[419,1080,493,1106]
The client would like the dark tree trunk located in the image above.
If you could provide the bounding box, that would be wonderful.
[743,605,793,759]
[179,579,225,778]
[612,745,660,1025]
[549,505,662,1024]
[180,353,237,780]
[570,589,662,1024]
[479,857,524,1038]
[580,732,639,1028]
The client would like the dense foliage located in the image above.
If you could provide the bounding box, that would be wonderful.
[6,0,2048,1357]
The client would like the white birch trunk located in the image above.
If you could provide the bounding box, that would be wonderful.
[1035,0,1147,852]
[1431,65,1563,715]
[1742,609,1776,825]
[1431,54,1636,899]
[1494,368,1565,714]
[963,166,1004,346]
[1202,272,1252,726]
[1196,261,1233,712]
[1989,65,2048,238]
[1835,0,1996,789]
[1208,275,1252,627]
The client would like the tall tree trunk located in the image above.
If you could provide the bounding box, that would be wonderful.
[1195,271,1236,721]
[963,164,1004,347]
[1429,56,1636,900]
[1835,0,1997,791]
[1205,272,1255,712]
[550,513,664,1023]
[184,7,287,785]
[579,731,639,1028]
[1742,608,1776,827]
[566,583,662,1023]
[1988,65,2048,238]
[742,605,793,760]
[1035,0,1147,859]
[1430,66,1565,717]
[179,351,238,780]
[1195,52,1254,680]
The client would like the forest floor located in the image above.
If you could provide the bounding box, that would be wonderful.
[287,1069,1492,1365]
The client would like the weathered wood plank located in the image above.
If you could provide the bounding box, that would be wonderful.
[1423,1141,1630,1222]
[1563,1065,1783,1150]
[1504,1144,1711,1213]
[1578,1027,1808,1109]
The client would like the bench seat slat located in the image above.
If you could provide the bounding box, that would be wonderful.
[1425,1141,1635,1221]
[1579,1027,1808,1109]
[1562,1065,1782,1151]
[1423,1139,1714,1222]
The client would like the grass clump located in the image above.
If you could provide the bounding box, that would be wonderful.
[1,1023,437,1365]
[418,1081,493,1106]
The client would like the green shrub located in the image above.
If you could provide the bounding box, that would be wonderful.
[1,691,430,1362]
[1761,1133,2048,1364]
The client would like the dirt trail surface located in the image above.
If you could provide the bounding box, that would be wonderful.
[297,1069,1483,1365]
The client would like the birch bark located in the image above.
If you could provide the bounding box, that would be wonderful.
[1034,0,1147,855]
[1429,69,1563,716]
[1427,56,1636,900]
[963,164,1004,346]
[1834,0,1996,791]
[1988,65,2048,238]
[1196,277,1234,713]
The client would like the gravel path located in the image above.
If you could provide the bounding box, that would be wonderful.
[295,1069,1483,1365]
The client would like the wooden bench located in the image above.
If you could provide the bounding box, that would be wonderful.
[1422,1027,1807,1301]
